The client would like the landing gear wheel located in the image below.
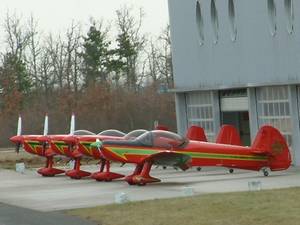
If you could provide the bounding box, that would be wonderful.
[163,166,167,170]
[263,170,269,177]
[196,167,202,172]
[229,169,234,174]
[138,183,146,186]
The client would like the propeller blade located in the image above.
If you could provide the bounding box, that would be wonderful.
[17,115,22,136]
[70,113,75,135]
[43,114,49,136]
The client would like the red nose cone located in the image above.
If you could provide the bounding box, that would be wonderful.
[63,136,78,145]
[10,136,23,143]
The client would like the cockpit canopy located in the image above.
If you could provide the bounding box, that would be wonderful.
[124,129,147,140]
[73,130,96,135]
[98,129,126,137]
[136,130,187,149]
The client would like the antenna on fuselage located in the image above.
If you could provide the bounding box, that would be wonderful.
[70,113,75,135]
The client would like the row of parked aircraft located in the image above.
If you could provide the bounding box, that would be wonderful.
[10,114,291,186]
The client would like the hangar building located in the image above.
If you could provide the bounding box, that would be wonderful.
[168,0,300,165]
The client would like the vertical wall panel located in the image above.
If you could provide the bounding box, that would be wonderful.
[185,91,216,141]
[256,86,292,147]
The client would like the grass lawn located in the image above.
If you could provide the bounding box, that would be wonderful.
[0,149,45,169]
[0,149,99,169]
[68,187,300,225]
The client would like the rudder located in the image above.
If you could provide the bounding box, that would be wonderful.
[216,125,242,146]
[186,126,207,142]
[252,125,291,171]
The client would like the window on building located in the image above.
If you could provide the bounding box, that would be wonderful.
[228,0,237,42]
[186,91,215,141]
[256,86,292,146]
[211,0,219,44]
[196,0,204,45]
[284,0,294,34]
[267,0,277,37]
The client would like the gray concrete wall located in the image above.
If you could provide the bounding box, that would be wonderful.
[288,85,300,165]
[175,93,188,135]
[168,0,300,91]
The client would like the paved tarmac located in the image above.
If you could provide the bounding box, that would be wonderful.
[1,164,300,213]
[0,203,96,225]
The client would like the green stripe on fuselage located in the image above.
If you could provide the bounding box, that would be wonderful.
[80,141,93,154]
[107,146,268,161]
[53,141,68,152]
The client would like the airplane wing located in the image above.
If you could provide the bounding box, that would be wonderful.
[142,151,191,171]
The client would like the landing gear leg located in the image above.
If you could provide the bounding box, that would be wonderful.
[37,156,65,177]
[127,161,161,186]
[65,158,91,179]
[125,164,143,185]
[91,160,124,181]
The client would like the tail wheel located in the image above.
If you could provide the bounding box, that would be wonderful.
[261,167,270,177]
[263,169,269,177]
[263,171,269,176]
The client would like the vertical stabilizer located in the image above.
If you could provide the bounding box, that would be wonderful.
[252,125,291,171]
[186,126,207,142]
[216,125,242,146]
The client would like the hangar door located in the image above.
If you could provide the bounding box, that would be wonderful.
[185,91,216,141]
[256,86,292,146]
[220,89,251,146]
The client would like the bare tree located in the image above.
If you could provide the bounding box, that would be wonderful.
[156,25,173,88]
[27,14,42,89]
[3,11,31,59]
[114,6,146,91]
[45,34,65,89]
[64,22,82,93]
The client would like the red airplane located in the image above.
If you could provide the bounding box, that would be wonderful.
[9,114,128,177]
[91,125,292,185]
[10,115,66,176]
[48,129,146,180]
[59,124,242,181]
[44,124,209,180]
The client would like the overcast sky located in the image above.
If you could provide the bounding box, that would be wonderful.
[0,0,169,40]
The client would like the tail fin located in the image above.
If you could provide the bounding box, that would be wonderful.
[252,125,291,171]
[216,125,242,146]
[186,126,207,142]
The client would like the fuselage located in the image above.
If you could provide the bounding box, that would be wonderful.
[101,140,269,171]
[22,135,46,156]
[50,135,124,159]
